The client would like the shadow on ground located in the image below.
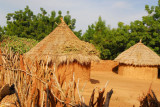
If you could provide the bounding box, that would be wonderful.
[90,79,100,84]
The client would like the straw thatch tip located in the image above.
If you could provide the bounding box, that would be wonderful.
[60,17,64,23]
[139,39,142,43]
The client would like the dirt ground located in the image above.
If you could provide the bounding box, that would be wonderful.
[80,71,160,107]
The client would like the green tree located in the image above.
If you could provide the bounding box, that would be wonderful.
[82,0,160,59]
[4,6,81,41]
[0,26,5,41]
[141,0,160,54]
[82,16,114,59]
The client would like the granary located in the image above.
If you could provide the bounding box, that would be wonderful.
[114,40,160,79]
[24,18,99,82]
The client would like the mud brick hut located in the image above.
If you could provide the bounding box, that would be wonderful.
[24,18,99,82]
[114,40,160,79]
[91,60,119,72]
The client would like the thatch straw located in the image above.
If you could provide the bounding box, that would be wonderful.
[114,41,160,66]
[24,18,99,66]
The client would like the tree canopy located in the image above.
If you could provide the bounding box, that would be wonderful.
[3,6,81,41]
[82,0,160,59]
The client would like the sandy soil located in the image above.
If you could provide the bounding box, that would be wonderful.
[79,71,160,107]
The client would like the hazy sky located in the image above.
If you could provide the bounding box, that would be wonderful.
[0,0,157,32]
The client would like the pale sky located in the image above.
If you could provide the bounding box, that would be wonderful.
[0,0,157,32]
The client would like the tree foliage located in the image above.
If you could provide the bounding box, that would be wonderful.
[1,35,38,54]
[3,6,81,41]
[0,26,5,41]
[82,0,160,59]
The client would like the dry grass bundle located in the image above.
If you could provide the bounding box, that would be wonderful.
[139,85,160,107]
[0,46,113,107]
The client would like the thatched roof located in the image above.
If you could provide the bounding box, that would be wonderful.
[24,18,99,66]
[114,40,160,66]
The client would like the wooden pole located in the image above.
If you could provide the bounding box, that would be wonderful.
[103,89,113,107]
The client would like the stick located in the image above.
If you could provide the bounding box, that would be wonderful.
[103,89,113,107]
[77,79,82,102]
[151,90,159,104]
[81,82,87,92]
[8,68,46,84]
[89,88,95,107]
[46,84,50,107]
[104,81,109,89]
[50,88,76,106]
[52,72,66,98]
[41,91,45,107]
[14,86,22,107]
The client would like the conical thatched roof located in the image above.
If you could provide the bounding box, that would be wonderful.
[24,18,99,65]
[114,40,160,66]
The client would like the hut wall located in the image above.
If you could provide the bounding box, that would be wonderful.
[118,65,158,79]
[91,60,119,72]
[24,58,91,82]
[57,62,91,82]
[158,68,160,78]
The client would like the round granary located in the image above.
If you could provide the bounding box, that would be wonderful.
[114,40,160,80]
[24,18,99,82]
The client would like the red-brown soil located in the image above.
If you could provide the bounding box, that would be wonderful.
[80,71,160,107]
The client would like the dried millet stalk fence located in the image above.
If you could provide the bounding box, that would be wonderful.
[139,84,160,107]
[0,46,113,107]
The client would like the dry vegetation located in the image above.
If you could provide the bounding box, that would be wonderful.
[139,85,160,107]
[1,35,38,54]
[0,46,113,107]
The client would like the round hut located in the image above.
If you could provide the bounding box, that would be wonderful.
[24,18,99,82]
[114,40,160,79]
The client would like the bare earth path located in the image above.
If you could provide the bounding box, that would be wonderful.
[80,71,160,107]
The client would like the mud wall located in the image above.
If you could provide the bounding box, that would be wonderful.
[56,61,91,82]
[91,60,119,72]
[24,56,91,82]
[118,65,158,79]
